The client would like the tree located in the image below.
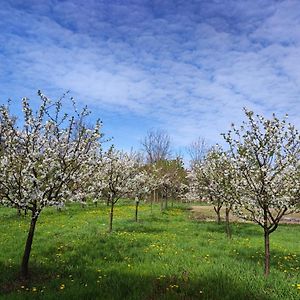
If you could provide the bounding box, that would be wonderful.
[187,137,208,168]
[130,171,150,222]
[156,158,187,209]
[142,164,163,213]
[200,147,238,237]
[188,152,224,224]
[185,170,203,203]
[0,91,102,278]
[141,129,172,163]
[102,148,141,232]
[222,108,300,276]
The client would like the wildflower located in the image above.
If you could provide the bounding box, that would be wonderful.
[60,284,65,290]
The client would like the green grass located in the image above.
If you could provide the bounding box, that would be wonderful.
[0,202,299,299]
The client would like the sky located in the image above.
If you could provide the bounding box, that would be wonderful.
[1,0,300,157]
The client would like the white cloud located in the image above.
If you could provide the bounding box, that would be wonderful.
[1,0,300,152]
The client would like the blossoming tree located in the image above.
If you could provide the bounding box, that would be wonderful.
[199,147,238,237]
[0,92,102,278]
[222,109,300,276]
[151,158,186,210]
[130,171,151,222]
[142,164,164,213]
[101,148,142,232]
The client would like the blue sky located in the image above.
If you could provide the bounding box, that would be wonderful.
[1,0,300,157]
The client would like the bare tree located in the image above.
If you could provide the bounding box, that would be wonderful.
[187,137,208,168]
[141,129,172,163]
[128,147,145,165]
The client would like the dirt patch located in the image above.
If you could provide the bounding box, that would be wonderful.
[191,206,300,225]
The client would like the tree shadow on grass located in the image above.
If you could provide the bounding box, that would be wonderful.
[1,232,297,300]
[84,269,273,300]
[1,266,276,300]
[0,261,54,295]
[197,221,262,238]
[228,244,300,275]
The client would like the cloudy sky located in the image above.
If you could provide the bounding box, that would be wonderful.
[1,0,300,156]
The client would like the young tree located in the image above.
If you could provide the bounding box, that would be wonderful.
[184,170,203,203]
[190,154,224,224]
[149,158,187,210]
[163,158,187,208]
[142,164,163,213]
[130,171,151,222]
[202,147,238,237]
[0,92,102,278]
[222,108,300,276]
[102,148,140,232]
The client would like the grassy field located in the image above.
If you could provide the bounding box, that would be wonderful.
[0,202,299,299]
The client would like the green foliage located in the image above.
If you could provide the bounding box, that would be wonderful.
[0,203,299,299]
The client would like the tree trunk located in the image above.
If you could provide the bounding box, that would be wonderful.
[109,200,114,233]
[264,228,270,276]
[151,190,155,214]
[135,201,139,222]
[263,206,271,276]
[151,193,153,214]
[214,206,221,224]
[21,213,38,278]
[165,189,168,209]
[225,207,231,239]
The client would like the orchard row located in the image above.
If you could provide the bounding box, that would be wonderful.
[0,92,299,278]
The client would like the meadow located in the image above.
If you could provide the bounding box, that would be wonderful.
[0,202,299,300]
